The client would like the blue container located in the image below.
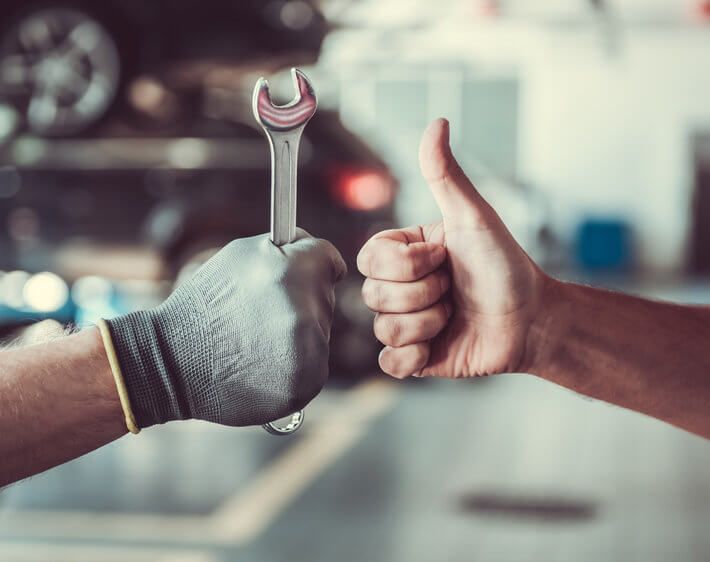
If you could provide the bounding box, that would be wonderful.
[575,219,633,272]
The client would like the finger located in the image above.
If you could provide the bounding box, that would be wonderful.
[379,342,430,379]
[294,227,313,240]
[373,302,450,348]
[419,118,492,228]
[362,269,450,313]
[357,232,446,282]
[290,232,348,282]
[315,238,348,282]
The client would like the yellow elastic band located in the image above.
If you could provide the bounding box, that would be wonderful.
[97,319,140,434]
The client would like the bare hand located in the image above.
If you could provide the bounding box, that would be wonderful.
[357,119,547,379]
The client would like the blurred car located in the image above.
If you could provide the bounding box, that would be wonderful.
[0,1,393,372]
[0,107,397,373]
[0,0,327,136]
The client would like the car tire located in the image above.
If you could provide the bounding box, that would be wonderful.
[0,6,121,136]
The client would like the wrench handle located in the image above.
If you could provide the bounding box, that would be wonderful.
[267,130,302,246]
[263,129,305,436]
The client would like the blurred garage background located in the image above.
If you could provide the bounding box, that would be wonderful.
[1,0,710,560]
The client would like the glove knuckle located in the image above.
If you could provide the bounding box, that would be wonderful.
[283,319,327,403]
[283,379,318,414]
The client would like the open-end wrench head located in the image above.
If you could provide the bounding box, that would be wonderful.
[252,68,317,133]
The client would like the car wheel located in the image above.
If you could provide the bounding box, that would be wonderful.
[0,7,120,136]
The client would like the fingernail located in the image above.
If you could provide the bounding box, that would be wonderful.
[378,347,391,370]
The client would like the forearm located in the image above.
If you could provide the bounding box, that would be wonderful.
[527,278,710,438]
[0,328,126,487]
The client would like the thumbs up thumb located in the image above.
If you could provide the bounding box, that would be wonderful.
[419,119,491,228]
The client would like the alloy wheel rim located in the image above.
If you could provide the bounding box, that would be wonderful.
[0,8,119,135]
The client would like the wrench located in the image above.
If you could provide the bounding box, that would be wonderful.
[253,67,317,436]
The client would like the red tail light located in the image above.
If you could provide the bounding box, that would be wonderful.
[330,168,396,211]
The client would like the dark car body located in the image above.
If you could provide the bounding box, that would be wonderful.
[0,111,394,270]
[0,109,397,371]
[0,1,393,372]
[0,0,328,135]
[1,0,328,67]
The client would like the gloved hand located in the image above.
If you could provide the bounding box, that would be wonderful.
[105,230,346,429]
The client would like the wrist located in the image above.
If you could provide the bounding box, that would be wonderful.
[38,327,127,435]
[79,327,126,423]
[96,319,140,433]
[520,275,572,377]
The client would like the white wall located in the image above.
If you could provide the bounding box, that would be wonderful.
[519,28,710,271]
[320,12,710,271]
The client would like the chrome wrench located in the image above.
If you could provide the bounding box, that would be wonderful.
[253,68,317,435]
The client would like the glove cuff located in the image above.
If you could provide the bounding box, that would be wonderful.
[105,310,190,427]
[96,319,140,434]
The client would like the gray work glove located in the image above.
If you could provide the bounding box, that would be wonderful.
[105,230,347,428]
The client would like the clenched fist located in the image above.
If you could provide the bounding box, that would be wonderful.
[357,119,547,379]
[107,230,346,428]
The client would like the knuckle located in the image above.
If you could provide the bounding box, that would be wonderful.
[410,343,430,373]
[399,245,423,279]
[280,339,328,414]
[378,348,403,377]
[362,279,383,310]
[356,247,369,276]
[356,242,377,277]
[433,303,449,329]
[411,260,427,280]
[378,350,395,374]
[435,269,450,293]
[360,281,371,305]
[283,381,317,414]
[374,314,404,346]
[420,275,439,306]
[409,315,427,339]
[379,344,429,379]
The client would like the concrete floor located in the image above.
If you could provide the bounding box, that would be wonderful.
[1,279,710,561]
[1,369,709,562]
